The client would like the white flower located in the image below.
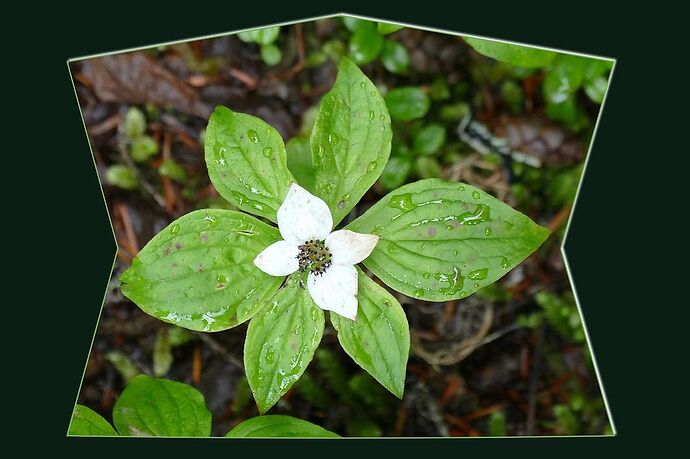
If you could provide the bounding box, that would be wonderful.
[253,183,379,320]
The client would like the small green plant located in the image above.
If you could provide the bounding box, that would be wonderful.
[462,36,613,131]
[68,375,336,437]
[237,26,282,66]
[118,57,549,419]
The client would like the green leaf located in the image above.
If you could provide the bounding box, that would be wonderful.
[121,107,146,139]
[286,136,316,194]
[120,209,283,332]
[244,278,325,414]
[380,40,409,74]
[413,124,446,156]
[112,375,212,437]
[153,328,173,377]
[385,87,430,122]
[105,351,141,383]
[379,156,412,191]
[584,75,608,104]
[543,54,588,104]
[238,26,280,45]
[254,26,280,45]
[68,405,118,436]
[345,179,550,301]
[205,105,294,223]
[415,157,442,179]
[226,415,339,437]
[377,22,404,35]
[349,25,384,65]
[330,269,409,398]
[130,135,159,162]
[106,164,138,190]
[261,43,282,65]
[158,159,187,182]
[343,17,374,33]
[463,36,556,68]
[310,57,392,225]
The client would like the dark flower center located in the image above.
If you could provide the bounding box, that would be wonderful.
[297,239,332,276]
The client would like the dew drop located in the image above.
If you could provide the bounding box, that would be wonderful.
[500,257,509,269]
[263,146,273,158]
[264,347,276,363]
[472,190,481,199]
[423,272,431,279]
[366,161,377,172]
[484,227,493,236]
[247,130,259,143]
[360,81,366,88]
[369,110,375,120]
[388,193,415,213]
[467,268,488,280]
[170,224,180,235]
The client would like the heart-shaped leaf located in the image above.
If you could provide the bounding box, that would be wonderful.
[121,209,283,332]
[330,269,409,398]
[345,179,550,301]
[205,106,294,223]
[68,405,118,436]
[463,36,556,68]
[112,375,212,437]
[225,415,339,437]
[244,277,325,414]
[310,57,392,225]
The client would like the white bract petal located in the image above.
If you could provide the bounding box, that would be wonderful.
[308,265,358,320]
[326,230,379,266]
[253,240,300,276]
[277,183,333,244]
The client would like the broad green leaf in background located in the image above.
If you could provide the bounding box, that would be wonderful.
[225,415,339,438]
[377,22,404,35]
[379,156,413,191]
[112,375,212,437]
[385,87,430,122]
[330,269,409,398]
[380,40,409,74]
[349,23,384,65]
[205,106,294,222]
[413,123,446,156]
[310,57,392,225]
[68,405,118,437]
[346,179,550,301]
[121,209,283,332]
[463,36,556,68]
[286,136,316,194]
[244,278,325,414]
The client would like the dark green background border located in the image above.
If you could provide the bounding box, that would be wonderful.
[12,1,669,454]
